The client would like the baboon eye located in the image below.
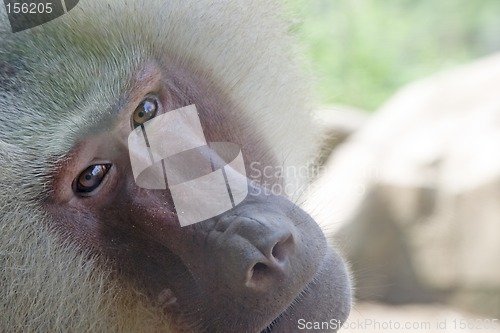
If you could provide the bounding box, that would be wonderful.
[74,164,111,194]
[132,96,158,128]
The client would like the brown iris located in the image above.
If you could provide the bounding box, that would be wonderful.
[132,96,158,128]
[74,164,111,194]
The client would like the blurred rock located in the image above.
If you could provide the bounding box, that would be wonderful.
[307,53,500,317]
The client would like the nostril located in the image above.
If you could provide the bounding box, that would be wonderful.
[251,262,269,280]
[271,235,293,263]
[245,233,295,289]
[247,262,270,288]
[253,262,268,272]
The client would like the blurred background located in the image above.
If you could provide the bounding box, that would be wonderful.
[289,0,500,110]
[289,1,500,332]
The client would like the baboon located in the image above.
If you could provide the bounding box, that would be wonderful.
[0,1,351,332]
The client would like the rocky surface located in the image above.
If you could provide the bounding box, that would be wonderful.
[307,52,500,316]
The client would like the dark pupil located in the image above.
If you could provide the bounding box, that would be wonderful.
[76,165,109,193]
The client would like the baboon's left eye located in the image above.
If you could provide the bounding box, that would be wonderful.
[132,96,158,128]
[74,164,111,194]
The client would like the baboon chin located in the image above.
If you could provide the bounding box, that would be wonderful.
[0,0,351,332]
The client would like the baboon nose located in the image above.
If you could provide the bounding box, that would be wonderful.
[213,213,297,291]
[246,233,295,289]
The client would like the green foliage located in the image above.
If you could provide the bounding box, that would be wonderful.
[288,0,500,111]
